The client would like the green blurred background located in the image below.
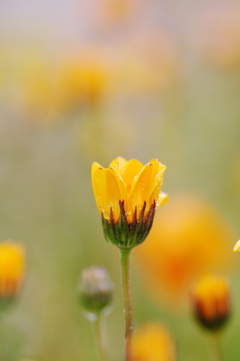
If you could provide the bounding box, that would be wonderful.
[1,0,240,360]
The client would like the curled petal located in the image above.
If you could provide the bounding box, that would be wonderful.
[91,166,124,221]
[233,240,240,252]
[129,163,155,218]
[109,157,127,174]
[108,168,128,205]
[145,160,166,201]
[157,192,169,207]
[130,160,166,217]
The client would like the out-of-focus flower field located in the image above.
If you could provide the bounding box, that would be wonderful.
[1,0,240,360]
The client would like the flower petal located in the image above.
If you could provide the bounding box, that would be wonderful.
[145,160,166,200]
[129,163,155,216]
[233,240,240,252]
[129,160,166,214]
[146,161,166,209]
[157,192,169,207]
[109,157,127,174]
[92,161,101,175]
[91,165,124,221]
[108,167,128,203]
[121,159,143,190]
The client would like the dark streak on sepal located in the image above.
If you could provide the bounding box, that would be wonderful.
[101,200,156,250]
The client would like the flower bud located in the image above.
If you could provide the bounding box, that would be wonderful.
[0,240,25,310]
[78,266,113,319]
[190,275,230,331]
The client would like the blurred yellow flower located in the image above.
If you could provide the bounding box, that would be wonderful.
[134,193,234,305]
[0,241,25,299]
[132,323,176,361]
[20,51,112,122]
[190,275,230,331]
[57,58,111,108]
[92,157,167,249]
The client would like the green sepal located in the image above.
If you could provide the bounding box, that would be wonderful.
[101,200,156,250]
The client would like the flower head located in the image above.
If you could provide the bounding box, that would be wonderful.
[78,266,113,319]
[57,58,110,107]
[0,241,25,306]
[91,157,167,249]
[132,323,176,361]
[190,275,230,331]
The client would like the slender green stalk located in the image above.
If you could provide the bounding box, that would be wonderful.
[0,313,6,361]
[94,315,108,361]
[120,249,133,361]
[211,333,223,361]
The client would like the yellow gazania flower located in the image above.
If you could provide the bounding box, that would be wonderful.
[92,157,166,222]
[0,240,25,300]
[132,323,176,361]
[91,157,167,249]
[190,275,230,331]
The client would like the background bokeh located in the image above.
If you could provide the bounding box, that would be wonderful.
[1,0,240,360]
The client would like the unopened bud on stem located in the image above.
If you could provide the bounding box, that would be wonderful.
[78,266,113,320]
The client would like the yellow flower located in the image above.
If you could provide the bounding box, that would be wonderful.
[91,157,167,249]
[0,241,25,299]
[190,275,230,331]
[57,58,110,107]
[132,323,176,361]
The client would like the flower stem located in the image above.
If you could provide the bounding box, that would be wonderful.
[94,315,108,361]
[120,249,133,361]
[0,314,6,361]
[211,333,224,361]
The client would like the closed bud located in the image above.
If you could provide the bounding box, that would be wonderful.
[190,275,230,332]
[78,266,113,319]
